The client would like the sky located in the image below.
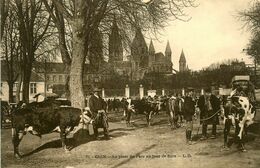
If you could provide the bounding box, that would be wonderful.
[148,0,253,71]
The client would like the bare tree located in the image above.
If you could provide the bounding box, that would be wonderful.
[239,0,260,85]
[239,1,260,61]
[42,0,72,99]
[1,9,20,103]
[239,0,260,33]
[0,0,10,40]
[247,32,260,64]
[14,0,52,103]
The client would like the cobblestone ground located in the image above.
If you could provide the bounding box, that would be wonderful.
[1,111,260,168]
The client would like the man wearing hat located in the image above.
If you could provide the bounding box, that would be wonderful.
[183,88,196,144]
[197,87,221,140]
[89,88,109,140]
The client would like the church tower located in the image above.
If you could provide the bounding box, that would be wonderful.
[148,40,155,66]
[131,28,148,68]
[165,41,172,62]
[109,19,123,63]
[179,49,186,72]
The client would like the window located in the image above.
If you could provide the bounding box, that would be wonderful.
[53,75,56,82]
[30,83,37,94]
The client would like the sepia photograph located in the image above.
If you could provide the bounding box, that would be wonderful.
[0,0,260,167]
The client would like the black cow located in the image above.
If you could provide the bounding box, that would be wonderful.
[11,100,92,159]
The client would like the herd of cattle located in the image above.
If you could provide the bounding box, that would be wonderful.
[3,93,257,159]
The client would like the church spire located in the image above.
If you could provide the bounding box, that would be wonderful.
[165,40,172,55]
[148,40,155,65]
[179,49,187,72]
[149,40,155,55]
[165,40,172,62]
[109,18,123,62]
[179,49,186,63]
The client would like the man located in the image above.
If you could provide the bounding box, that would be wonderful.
[183,89,196,145]
[198,88,221,140]
[89,88,109,140]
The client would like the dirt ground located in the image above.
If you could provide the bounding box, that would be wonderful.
[1,111,260,168]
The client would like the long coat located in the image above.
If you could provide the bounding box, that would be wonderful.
[89,95,106,114]
[183,96,196,121]
[197,95,221,125]
[89,95,108,128]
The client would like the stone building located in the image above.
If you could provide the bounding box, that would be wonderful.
[107,19,174,81]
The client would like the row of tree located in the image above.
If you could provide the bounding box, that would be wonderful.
[173,59,250,89]
[1,0,197,108]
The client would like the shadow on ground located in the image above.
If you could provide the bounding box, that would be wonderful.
[21,128,129,158]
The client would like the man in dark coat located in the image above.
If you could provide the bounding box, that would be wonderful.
[198,88,221,140]
[89,88,109,140]
[183,89,196,144]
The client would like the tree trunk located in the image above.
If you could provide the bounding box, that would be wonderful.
[22,65,32,103]
[8,82,14,103]
[57,13,71,100]
[69,44,85,108]
[16,74,22,103]
[70,3,86,108]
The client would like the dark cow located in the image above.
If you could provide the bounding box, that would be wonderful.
[223,96,255,151]
[131,97,163,126]
[11,100,92,159]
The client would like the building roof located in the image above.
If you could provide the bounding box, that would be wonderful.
[179,49,186,63]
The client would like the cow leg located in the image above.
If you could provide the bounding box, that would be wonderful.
[173,112,178,129]
[126,111,131,127]
[169,112,174,129]
[12,128,24,159]
[145,112,150,126]
[93,125,99,139]
[236,124,246,152]
[60,127,69,152]
[148,111,153,126]
[223,119,231,148]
